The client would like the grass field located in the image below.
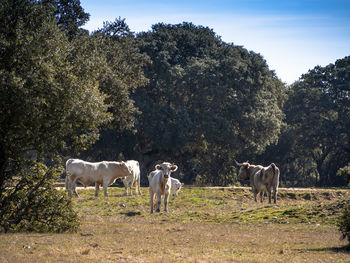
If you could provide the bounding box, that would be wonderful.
[0,186,349,262]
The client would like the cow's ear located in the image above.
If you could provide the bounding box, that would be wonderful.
[156,164,162,170]
[171,165,178,171]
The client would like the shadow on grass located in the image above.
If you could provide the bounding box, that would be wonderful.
[120,211,141,217]
[295,244,350,254]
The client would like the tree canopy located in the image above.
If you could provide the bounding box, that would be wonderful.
[89,22,286,185]
[0,0,146,232]
[262,56,350,186]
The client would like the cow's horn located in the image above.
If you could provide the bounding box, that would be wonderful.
[234,160,243,166]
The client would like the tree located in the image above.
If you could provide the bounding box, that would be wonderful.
[268,56,350,186]
[337,163,350,186]
[41,0,90,38]
[126,22,286,184]
[338,200,350,246]
[79,18,150,161]
[0,0,110,232]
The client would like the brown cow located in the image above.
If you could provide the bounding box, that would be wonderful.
[235,160,280,204]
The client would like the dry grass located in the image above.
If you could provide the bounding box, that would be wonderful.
[0,186,349,262]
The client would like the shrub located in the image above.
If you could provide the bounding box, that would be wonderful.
[338,199,350,245]
[0,161,80,233]
[337,163,350,186]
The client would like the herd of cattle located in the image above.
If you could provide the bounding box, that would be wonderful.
[65,158,279,213]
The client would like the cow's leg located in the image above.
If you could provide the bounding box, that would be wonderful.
[260,191,264,203]
[66,176,78,197]
[149,190,155,213]
[72,182,79,197]
[67,181,72,197]
[137,179,142,195]
[124,184,128,196]
[156,193,161,212]
[65,176,71,197]
[164,192,170,212]
[252,188,258,202]
[71,177,80,198]
[66,177,72,197]
[103,182,109,197]
[95,183,100,197]
[273,185,278,204]
[267,186,272,204]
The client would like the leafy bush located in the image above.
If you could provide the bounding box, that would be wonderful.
[0,161,79,233]
[337,163,350,186]
[338,199,350,245]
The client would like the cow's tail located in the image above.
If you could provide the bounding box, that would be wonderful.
[65,175,69,190]
[271,163,280,188]
[65,159,74,190]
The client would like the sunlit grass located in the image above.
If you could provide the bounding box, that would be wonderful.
[1,186,349,262]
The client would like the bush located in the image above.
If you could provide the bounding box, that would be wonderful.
[0,161,80,233]
[337,163,350,186]
[338,199,350,245]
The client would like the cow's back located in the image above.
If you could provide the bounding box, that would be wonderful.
[123,160,140,185]
[126,160,140,178]
[252,165,278,190]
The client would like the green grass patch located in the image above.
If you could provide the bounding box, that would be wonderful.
[67,187,349,226]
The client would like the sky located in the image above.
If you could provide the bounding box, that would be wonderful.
[80,0,350,84]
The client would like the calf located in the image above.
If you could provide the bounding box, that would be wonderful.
[122,160,142,196]
[171,178,184,198]
[148,162,178,213]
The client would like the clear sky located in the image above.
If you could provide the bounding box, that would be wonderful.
[80,0,350,84]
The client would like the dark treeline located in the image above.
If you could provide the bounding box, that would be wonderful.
[0,0,349,232]
[82,23,350,188]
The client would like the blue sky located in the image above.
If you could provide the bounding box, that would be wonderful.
[80,0,350,84]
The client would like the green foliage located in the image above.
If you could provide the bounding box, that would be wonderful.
[337,163,350,186]
[0,161,79,232]
[338,200,350,244]
[41,0,90,38]
[92,18,149,132]
[130,22,286,184]
[0,0,113,232]
[263,56,350,187]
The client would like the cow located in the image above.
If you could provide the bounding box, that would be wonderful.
[65,158,130,197]
[148,162,178,213]
[171,178,184,198]
[121,160,142,196]
[235,160,280,204]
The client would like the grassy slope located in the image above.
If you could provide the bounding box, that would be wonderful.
[0,186,349,262]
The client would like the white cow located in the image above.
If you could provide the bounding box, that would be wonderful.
[171,178,184,198]
[121,160,142,196]
[148,162,178,213]
[65,158,130,197]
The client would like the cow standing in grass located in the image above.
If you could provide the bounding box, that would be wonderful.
[148,162,178,213]
[65,159,129,197]
[122,160,142,196]
[171,178,184,198]
[235,160,280,204]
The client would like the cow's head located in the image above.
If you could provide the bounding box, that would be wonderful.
[235,160,250,180]
[174,182,184,196]
[156,162,178,179]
